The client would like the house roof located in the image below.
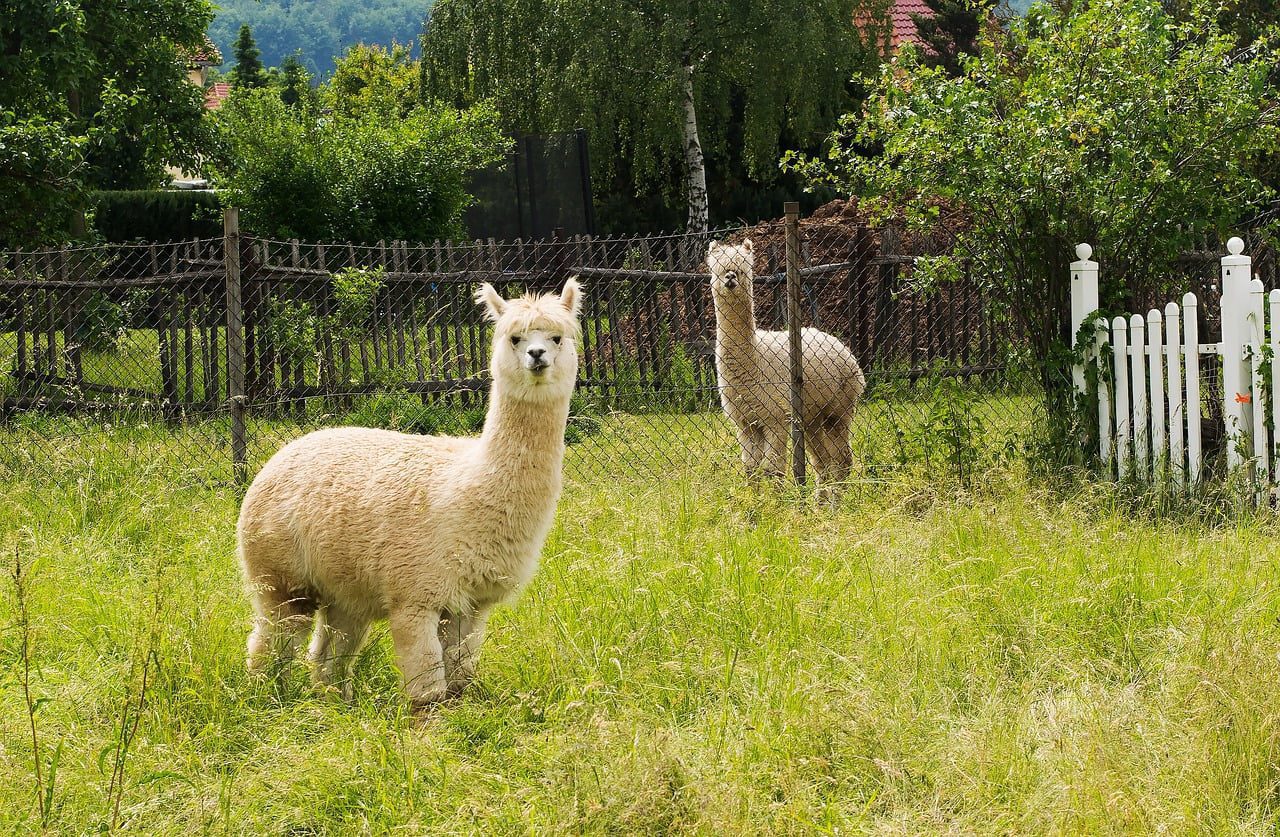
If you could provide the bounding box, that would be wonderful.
[204,82,231,110]
[184,36,223,68]
[889,0,932,49]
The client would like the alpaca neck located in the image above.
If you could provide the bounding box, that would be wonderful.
[714,292,758,372]
[476,383,568,480]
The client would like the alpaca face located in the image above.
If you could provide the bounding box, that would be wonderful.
[475,278,583,402]
[708,239,754,299]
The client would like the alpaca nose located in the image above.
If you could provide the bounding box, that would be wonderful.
[528,347,545,360]
[724,272,738,290]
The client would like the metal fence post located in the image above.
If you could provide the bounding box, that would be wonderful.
[784,202,806,486]
[224,208,248,484]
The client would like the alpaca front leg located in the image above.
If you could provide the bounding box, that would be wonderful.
[760,424,788,480]
[390,606,448,712]
[445,605,493,697]
[736,424,766,477]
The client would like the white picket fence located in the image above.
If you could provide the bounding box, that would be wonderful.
[1071,238,1274,488]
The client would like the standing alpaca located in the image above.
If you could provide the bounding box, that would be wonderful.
[236,278,583,711]
[708,239,866,489]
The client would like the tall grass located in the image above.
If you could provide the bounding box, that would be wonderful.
[2,430,1280,832]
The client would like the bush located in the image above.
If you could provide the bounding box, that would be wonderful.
[91,190,222,242]
[210,90,509,243]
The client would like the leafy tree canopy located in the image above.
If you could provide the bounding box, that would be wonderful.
[325,42,420,119]
[786,0,1280,395]
[422,0,887,230]
[0,0,215,246]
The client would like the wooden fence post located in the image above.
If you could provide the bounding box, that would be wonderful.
[224,208,248,484]
[785,202,806,486]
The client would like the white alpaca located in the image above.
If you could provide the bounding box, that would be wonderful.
[708,239,866,488]
[236,278,583,711]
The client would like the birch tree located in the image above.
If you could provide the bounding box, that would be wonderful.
[423,0,887,232]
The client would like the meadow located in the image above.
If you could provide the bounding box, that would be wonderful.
[3,414,1280,833]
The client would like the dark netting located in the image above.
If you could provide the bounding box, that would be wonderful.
[0,216,1082,487]
[463,130,594,241]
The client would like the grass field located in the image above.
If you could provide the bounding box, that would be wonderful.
[4,417,1280,833]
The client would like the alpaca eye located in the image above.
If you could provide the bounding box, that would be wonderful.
[552,336,562,344]
[510,335,521,346]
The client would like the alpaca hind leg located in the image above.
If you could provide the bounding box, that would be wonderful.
[246,586,315,675]
[445,604,493,697]
[390,605,448,712]
[310,603,371,700]
[814,417,853,503]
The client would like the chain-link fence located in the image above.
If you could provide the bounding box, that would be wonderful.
[1,208,1041,487]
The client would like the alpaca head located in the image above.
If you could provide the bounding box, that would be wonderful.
[707,239,754,301]
[475,277,583,403]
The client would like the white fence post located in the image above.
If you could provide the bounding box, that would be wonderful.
[1164,301,1184,487]
[1070,243,1106,465]
[1271,289,1280,484]
[1249,277,1268,486]
[1113,316,1131,480]
[1183,293,1202,485]
[1221,236,1253,473]
[1130,313,1148,478]
[1147,309,1166,481]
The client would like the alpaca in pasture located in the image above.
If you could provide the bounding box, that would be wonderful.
[708,239,866,490]
[236,278,583,711]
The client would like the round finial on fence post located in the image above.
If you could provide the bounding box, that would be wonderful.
[1227,237,1245,256]
[1075,243,1093,261]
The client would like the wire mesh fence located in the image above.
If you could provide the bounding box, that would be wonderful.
[0,210,1042,487]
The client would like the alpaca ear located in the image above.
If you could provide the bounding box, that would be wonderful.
[475,283,507,321]
[560,276,583,317]
[742,238,754,253]
[706,240,721,270]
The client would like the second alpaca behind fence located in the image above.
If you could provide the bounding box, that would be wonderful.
[236,278,583,712]
[708,239,866,490]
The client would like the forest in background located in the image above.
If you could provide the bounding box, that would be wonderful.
[209,0,430,76]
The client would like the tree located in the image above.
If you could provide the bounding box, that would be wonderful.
[422,0,887,233]
[233,24,267,88]
[0,0,215,246]
[785,0,1279,409]
[279,52,312,108]
[210,89,509,242]
[912,0,997,76]
[326,42,419,119]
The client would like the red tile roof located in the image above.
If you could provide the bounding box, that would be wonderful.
[183,36,223,68]
[890,0,933,48]
[204,82,231,111]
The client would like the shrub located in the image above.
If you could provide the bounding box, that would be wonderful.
[91,190,222,242]
[210,90,509,243]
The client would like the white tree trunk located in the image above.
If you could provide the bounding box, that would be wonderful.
[681,61,709,235]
